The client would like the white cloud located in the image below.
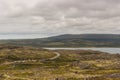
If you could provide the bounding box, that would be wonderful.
[0,0,120,39]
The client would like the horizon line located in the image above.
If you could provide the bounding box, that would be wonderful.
[0,33,120,40]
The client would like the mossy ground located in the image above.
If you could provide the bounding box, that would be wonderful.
[0,46,120,80]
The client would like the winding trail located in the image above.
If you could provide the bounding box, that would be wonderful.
[49,52,60,60]
[1,52,60,65]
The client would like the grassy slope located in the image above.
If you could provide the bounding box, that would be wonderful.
[0,46,120,80]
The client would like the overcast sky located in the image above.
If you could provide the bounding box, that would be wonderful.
[0,0,120,39]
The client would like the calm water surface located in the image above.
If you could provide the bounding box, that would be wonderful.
[45,48,120,54]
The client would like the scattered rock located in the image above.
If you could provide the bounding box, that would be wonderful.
[104,73,120,78]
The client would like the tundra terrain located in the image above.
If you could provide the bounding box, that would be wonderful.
[0,45,120,80]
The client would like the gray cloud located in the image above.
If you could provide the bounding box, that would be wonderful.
[0,0,120,39]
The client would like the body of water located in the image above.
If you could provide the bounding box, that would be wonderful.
[45,48,120,54]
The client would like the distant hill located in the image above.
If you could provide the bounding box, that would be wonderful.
[1,34,120,47]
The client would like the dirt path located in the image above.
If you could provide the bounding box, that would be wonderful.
[1,52,60,65]
[49,52,60,60]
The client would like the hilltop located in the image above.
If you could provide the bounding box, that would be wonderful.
[1,34,120,47]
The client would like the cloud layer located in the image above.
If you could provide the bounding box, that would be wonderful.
[0,0,120,39]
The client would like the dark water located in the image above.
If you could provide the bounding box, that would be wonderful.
[45,48,120,54]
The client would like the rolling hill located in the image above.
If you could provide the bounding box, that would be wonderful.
[1,34,120,47]
[0,45,120,80]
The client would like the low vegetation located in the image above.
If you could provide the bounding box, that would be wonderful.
[0,45,119,80]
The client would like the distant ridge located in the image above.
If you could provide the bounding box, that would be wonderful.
[1,34,120,47]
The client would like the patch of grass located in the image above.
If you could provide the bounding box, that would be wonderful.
[0,46,120,80]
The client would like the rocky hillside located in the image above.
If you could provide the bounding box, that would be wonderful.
[0,45,120,80]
